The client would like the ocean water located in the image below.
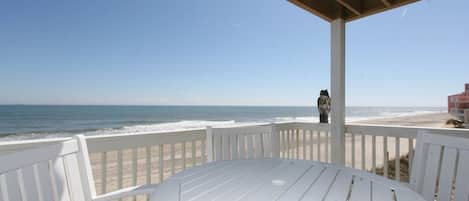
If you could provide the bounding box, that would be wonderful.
[0,105,445,141]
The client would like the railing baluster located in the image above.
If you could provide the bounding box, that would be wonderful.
[309,130,313,160]
[191,140,196,166]
[146,146,151,184]
[170,143,175,175]
[132,148,137,201]
[288,130,292,159]
[280,131,284,158]
[283,131,287,158]
[287,130,291,159]
[285,130,289,159]
[146,147,151,201]
[372,135,376,174]
[408,138,414,176]
[132,148,137,180]
[159,145,164,182]
[395,137,400,181]
[361,134,366,170]
[100,152,107,194]
[293,129,300,160]
[325,132,329,162]
[182,142,186,170]
[383,136,388,178]
[351,133,355,168]
[201,140,206,164]
[290,129,295,159]
[302,130,306,160]
[279,131,284,158]
[239,135,246,159]
[317,132,321,161]
[288,130,291,159]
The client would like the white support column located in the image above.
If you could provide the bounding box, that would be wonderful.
[330,19,346,165]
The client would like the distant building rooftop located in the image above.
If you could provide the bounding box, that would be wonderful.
[448,83,469,119]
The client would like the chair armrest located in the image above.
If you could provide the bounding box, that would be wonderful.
[93,184,158,201]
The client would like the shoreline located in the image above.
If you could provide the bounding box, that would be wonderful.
[354,112,453,128]
[0,111,454,141]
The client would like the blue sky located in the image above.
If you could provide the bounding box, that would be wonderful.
[0,0,468,106]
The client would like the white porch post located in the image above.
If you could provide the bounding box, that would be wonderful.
[330,19,346,165]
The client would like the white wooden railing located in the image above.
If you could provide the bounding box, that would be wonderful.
[85,129,206,200]
[0,122,468,200]
[345,124,469,182]
[275,122,469,182]
[0,129,207,201]
[275,122,331,163]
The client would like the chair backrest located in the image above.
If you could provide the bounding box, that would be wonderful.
[0,135,96,201]
[410,131,469,201]
[206,124,279,162]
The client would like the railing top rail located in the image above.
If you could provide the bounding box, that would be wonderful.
[209,123,271,129]
[0,129,206,154]
[292,122,331,132]
[0,137,70,154]
[86,129,206,152]
[346,123,469,138]
[1,121,468,154]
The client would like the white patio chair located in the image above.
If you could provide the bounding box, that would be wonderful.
[0,135,157,201]
[206,124,280,162]
[410,131,469,201]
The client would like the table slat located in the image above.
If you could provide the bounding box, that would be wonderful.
[150,159,425,201]
[276,165,325,201]
[240,161,313,201]
[323,170,354,201]
[190,160,283,201]
[349,176,371,201]
[372,182,394,201]
[301,167,340,200]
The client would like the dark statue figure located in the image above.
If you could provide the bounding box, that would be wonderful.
[317,90,331,123]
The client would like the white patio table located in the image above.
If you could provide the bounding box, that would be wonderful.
[150,159,425,201]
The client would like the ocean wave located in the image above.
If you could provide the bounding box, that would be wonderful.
[0,120,258,141]
[0,110,445,141]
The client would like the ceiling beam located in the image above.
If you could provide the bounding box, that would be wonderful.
[288,0,337,22]
[336,0,362,16]
[381,0,392,7]
[346,0,419,21]
[289,0,420,22]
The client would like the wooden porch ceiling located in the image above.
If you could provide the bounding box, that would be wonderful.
[289,0,420,22]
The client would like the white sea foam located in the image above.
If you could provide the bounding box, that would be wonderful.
[0,110,444,141]
[0,120,262,141]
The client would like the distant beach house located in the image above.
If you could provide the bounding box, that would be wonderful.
[448,83,469,120]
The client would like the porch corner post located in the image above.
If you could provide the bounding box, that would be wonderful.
[330,18,346,165]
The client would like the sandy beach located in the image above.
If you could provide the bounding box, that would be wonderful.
[355,112,453,128]
[90,112,458,200]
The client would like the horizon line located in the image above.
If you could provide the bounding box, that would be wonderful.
[0,104,446,108]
